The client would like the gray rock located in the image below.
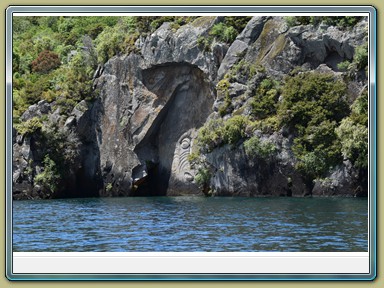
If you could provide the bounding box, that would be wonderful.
[140,17,222,81]
[49,108,61,124]
[93,64,104,80]
[20,104,39,121]
[217,40,248,79]
[37,100,51,114]
[312,161,363,197]
[237,16,271,44]
[287,20,368,67]
[16,134,23,145]
[217,16,270,79]
[20,100,51,121]
[205,137,307,197]
[64,116,76,128]
[97,56,215,196]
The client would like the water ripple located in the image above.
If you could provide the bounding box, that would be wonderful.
[12,196,368,252]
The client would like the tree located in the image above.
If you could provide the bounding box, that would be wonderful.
[31,50,61,73]
[278,72,349,191]
[335,90,368,169]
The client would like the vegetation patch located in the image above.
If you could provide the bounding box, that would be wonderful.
[354,43,368,70]
[195,167,211,189]
[34,155,61,194]
[28,122,81,195]
[250,78,280,120]
[278,72,350,187]
[244,136,277,160]
[12,16,199,122]
[197,115,250,153]
[335,89,368,169]
[14,117,43,136]
[210,22,238,44]
[284,16,363,29]
[191,16,216,28]
[197,35,214,52]
[31,50,61,73]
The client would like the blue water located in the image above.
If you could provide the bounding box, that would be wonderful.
[12,196,368,252]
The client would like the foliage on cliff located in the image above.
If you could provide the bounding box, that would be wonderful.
[13,16,369,197]
[284,16,362,29]
[13,16,248,124]
[193,15,368,193]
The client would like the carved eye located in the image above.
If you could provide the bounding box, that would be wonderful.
[180,138,190,149]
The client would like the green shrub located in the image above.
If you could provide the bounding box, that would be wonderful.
[135,16,197,34]
[210,23,225,38]
[250,78,280,120]
[216,79,230,91]
[34,155,60,193]
[221,115,249,145]
[284,16,362,29]
[32,123,81,195]
[57,16,119,44]
[196,115,249,152]
[13,16,118,121]
[149,16,175,31]
[322,16,362,29]
[197,118,225,152]
[354,43,368,70]
[197,35,213,52]
[218,91,233,117]
[14,117,42,136]
[22,73,53,106]
[53,50,96,112]
[335,89,368,169]
[222,26,238,43]
[195,167,211,189]
[228,59,261,81]
[222,17,252,33]
[32,121,80,195]
[55,97,78,115]
[291,119,343,181]
[284,16,298,27]
[295,151,328,181]
[277,72,349,183]
[248,116,279,134]
[337,60,351,72]
[32,29,58,54]
[106,182,113,192]
[187,152,200,168]
[278,72,348,132]
[244,136,276,160]
[336,118,368,169]
[350,89,368,126]
[285,16,319,27]
[95,18,137,63]
[210,22,238,43]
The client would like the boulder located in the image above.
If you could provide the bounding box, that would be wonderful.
[20,100,51,121]
[217,16,270,79]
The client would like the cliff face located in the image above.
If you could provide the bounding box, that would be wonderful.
[12,16,369,199]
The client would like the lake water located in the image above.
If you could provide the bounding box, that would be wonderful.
[12,196,368,252]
